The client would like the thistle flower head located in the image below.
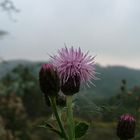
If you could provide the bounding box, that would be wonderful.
[51,46,96,86]
[39,63,60,97]
[120,114,135,122]
[117,114,136,139]
[42,63,54,71]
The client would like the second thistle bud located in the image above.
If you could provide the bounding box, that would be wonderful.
[117,114,136,140]
[39,64,60,97]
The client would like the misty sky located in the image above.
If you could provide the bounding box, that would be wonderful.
[0,0,140,69]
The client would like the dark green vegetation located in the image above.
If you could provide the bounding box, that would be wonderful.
[0,60,140,140]
[1,60,140,97]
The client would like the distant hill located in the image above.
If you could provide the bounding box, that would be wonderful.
[0,60,31,77]
[92,65,140,97]
[0,60,42,78]
[0,60,140,98]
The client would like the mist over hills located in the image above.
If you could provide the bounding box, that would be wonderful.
[0,60,140,98]
[94,65,140,97]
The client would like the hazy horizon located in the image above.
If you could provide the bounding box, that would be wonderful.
[0,58,139,71]
[0,0,140,69]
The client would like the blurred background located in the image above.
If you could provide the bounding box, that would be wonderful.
[0,0,140,140]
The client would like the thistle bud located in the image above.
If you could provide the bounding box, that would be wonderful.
[117,114,136,139]
[61,75,80,95]
[39,64,60,97]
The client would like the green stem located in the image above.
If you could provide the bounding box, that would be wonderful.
[50,97,68,140]
[66,96,75,140]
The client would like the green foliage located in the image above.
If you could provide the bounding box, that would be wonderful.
[0,64,48,118]
[75,122,89,139]
[0,61,140,140]
[39,122,63,138]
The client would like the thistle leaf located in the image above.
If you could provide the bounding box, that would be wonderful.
[38,122,64,138]
[75,122,89,138]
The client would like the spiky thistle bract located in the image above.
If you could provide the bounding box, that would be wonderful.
[51,46,96,95]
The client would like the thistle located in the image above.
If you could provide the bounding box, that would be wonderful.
[51,46,96,140]
[39,63,68,140]
[51,46,96,95]
[117,114,136,140]
[39,47,96,140]
[39,63,60,97]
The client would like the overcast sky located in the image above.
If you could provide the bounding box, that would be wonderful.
[0,0,140,69]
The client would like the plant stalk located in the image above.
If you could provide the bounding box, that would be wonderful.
[50,97,68,140]
[66,96,75,140]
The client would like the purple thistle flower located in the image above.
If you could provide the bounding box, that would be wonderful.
[117,114,136,139]
[120,114,135,122]
[52,47,96,84]
[51,46,96,95]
